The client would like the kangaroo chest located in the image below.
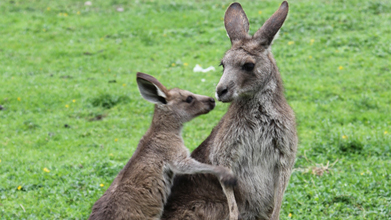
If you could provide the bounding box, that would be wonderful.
[211,114,283,219]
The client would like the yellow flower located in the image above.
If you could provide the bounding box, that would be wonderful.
[171,63,176,67]
[65,104,69,108]
[288,41,294,45]
[109,153,114,156]
[309,55,313,59]
[122,84,126,87]
[43,29,46,32]
[338,66,343,70]
[288,213,292,218]
[163,34,167,37]
[258,11,262,15]
[310,39,315,45]
[342,135,347,139]
[72,99,76,103]
[0,159,1,163]
[100,38,104,41]
[77,11,80,15]
[384,131,388,134]
[47,7,51,11]
[17,97,21,101]
[63,13,68,17]
[108,68,111,72]
[18,186,22,190]
[43,167,50,173]
[184,63,188,67]
[361,172,364,175]
[100,184,104,187]
[114,138,118,142]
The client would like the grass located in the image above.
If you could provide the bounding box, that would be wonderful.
[0,0,390,219]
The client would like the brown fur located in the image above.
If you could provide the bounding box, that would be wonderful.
[88,73,236,220]
[162,2,297,220]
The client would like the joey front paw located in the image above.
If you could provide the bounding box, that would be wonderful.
[220,173,237,186]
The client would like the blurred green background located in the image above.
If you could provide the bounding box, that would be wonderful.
[0,0,390,219]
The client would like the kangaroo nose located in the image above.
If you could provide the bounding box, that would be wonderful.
[209,98,215,103]
[217,87,228,98]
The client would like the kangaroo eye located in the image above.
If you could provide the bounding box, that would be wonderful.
[185,96,193,103]
[242,63,255,71]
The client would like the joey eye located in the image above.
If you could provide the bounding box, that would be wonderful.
[242,63,255,72]
[185,96,193,103]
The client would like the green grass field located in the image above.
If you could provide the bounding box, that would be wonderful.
[1,0,390,219]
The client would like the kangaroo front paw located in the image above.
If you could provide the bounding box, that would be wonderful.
[222,175,237,186]
[220,172,237,186]
[229,205,239,220]
[229,213,238,220]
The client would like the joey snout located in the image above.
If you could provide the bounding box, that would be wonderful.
[199,97,216,114]
[205,97,216,111]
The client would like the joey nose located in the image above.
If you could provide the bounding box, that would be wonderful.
[217,87,228,98]
[209,97,215,109]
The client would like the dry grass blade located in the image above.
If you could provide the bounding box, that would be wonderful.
[20,204,25,212]
[294,151,339,176]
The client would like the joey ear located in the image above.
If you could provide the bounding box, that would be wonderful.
[136,72,168,105]
[254,1,289,46]
[224,2,250,43]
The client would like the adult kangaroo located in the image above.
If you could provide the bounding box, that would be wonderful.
[162,1,297,220]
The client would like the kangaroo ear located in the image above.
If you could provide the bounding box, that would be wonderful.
[136,72,168,105]
[224,2,250,44]
[254,1,289,46]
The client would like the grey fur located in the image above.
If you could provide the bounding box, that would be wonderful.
[162,1,297,220]
[88,72,236,220]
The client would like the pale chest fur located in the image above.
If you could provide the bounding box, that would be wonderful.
[209,106,288,166]
[209,104,295,219]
